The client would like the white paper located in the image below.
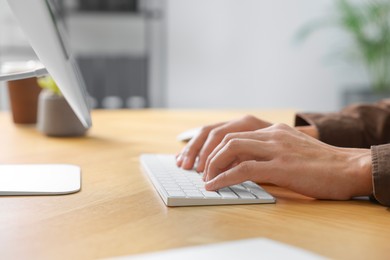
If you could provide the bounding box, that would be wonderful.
[113,238,326,260]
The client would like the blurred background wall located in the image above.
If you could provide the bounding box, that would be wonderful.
[166,0,369,111]
[0,0,370,112]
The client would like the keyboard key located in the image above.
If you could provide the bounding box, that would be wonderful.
[202,191,221,198]
[164,183,180,189]
[230,185,256,199]
[165,187,182,192]
[185,191,204,198]
[167,191,186,197]
[179,185,197,191]
[218,188,239,199]
[242,181,270,199]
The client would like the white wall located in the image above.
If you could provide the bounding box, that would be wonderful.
[0,0,11,110]
[0,0,36,110]
[166,0,369,111]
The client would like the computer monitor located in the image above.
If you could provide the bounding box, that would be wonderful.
[6,0,92,128]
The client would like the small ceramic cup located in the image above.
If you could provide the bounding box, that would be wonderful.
[37,89,88,137]
[1,61,42,124]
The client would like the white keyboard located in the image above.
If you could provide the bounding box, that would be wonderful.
[140,154,276,206]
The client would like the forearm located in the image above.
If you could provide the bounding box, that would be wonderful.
[295,100,390,148]
[295,126,390,206]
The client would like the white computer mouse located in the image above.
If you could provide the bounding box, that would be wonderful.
[176,127,201,142]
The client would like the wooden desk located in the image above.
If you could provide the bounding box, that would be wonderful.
[0,109,389,259]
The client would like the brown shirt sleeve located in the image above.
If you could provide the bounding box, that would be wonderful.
[294,99,390,206]
[294,99,390,148]
[371,144,390,206]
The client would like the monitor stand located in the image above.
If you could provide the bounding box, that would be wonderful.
[0,164,81,195]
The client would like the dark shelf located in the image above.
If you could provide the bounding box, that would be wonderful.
[77,0,139,13]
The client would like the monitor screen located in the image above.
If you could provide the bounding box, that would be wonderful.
[6,0,92,128]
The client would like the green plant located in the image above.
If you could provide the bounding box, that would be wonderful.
[297,0,390,92]
[37,76,62,95]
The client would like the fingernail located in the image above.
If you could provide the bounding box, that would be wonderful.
[196,162,203,174]
[205,180,215,191]
[182,156,191,168]
[202,170,207,181]
[176,154,183,166]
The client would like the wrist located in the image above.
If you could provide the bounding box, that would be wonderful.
[296,125,319,139]
[345,148,373,197]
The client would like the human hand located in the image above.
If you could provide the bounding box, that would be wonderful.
[176,115,272,172]
[203,123,372,200]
